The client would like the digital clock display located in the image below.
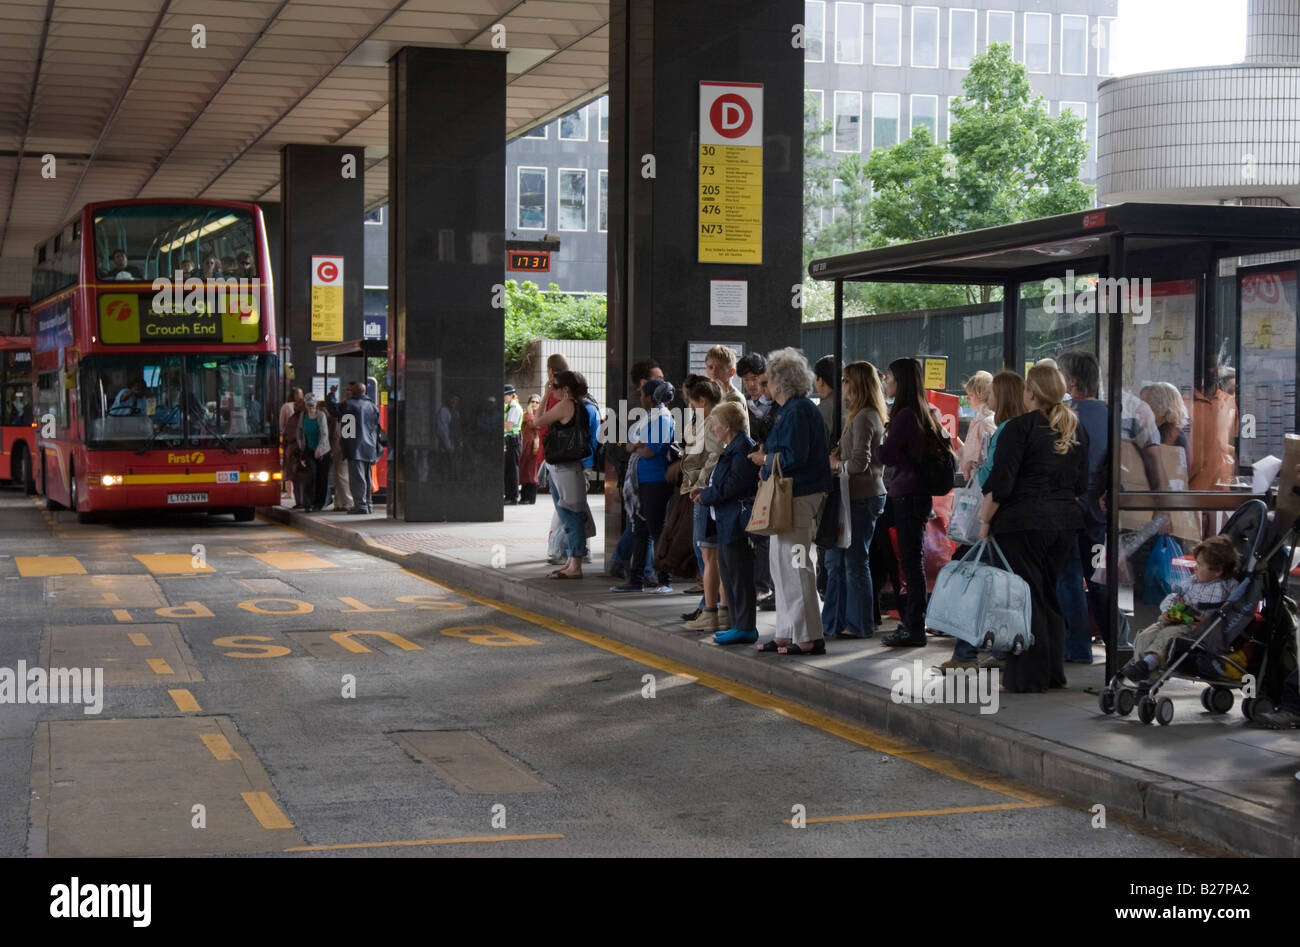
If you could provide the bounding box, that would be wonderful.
[507,251,550,272]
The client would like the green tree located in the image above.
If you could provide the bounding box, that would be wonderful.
[503,280,605,372]
[806,43,1092,318]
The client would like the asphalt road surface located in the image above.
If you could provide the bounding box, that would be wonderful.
[0,488,1211,858]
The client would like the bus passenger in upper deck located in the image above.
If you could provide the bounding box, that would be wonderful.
[104,249,142,281]
[181,259,198,277]
[236,252,256,278]
[221,256,237,276]
[110,378,150,416]
[202,255,220,279]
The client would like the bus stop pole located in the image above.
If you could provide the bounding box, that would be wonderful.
[1105,234,1126,683]
[833,280,843,437]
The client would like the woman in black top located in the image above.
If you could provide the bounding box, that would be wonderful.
[978,363,1089,693]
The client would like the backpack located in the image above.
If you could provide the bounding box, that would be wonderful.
[544,402,592,463]
[585,397,605,473]
[919,423,957,496]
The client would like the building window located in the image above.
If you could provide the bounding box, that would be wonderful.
[949,8,976,69]
[1024,12,1050,73]
[834,91,862,152]
[363,206,384,225]
[558,168,587,231]
[873,4,901,66]
[832,178,847,222]
[598,170,608,232]
[807,88,825,151]
[835,2,864,64]
[910,94,938,139]
[911,7,938,68]
[559,106,587,141]
[598,96,609,142]
[805,1,826,61]
[944,95,957,142]
[523,124,547,139]
[1061,14,1087,75]
[517,167,546,230]
[871,92,899,150]
[986,9,1013,53]
[1097,16,1116,76]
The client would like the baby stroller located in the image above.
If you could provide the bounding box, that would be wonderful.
[1099,498,1299,725]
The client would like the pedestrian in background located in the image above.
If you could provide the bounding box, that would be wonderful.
[681,376,728,631]
[280,387,303,497]
[878,357,947,648]
[536,370,601,579]
[737,352,776,613]
[518,393,543,504]
[613,377,676,593]
[296,393,332,512]
[503,384,523,504]
[978,363,1089,692]
[341,380,380,515]
[750,348,832,656]
[821,361,887,640]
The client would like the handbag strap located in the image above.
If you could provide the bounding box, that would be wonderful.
[959,537,1014,573]
[769,452,783,480]
[985,536,1015,572]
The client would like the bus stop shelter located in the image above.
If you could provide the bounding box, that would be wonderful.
[809,202,1300,680]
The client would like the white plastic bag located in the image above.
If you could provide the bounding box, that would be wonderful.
[946,479,983,546]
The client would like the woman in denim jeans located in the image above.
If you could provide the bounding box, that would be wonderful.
[822,361,887,639]
[534,371,600,580]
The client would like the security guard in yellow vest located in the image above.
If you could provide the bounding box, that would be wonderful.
[503,384,523,504]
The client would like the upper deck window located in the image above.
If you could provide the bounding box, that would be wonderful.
[92,204,260,283]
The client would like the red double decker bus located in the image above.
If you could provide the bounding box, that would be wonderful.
[31,200,282,521]
[0,297,36,491]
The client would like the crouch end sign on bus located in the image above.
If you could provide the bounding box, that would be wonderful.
[698,82,763,265]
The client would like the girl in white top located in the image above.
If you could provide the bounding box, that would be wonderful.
[957,371,996,482]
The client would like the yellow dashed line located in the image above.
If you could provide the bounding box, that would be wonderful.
[168,689,200,712]
[200,733,241,761]
[395,567,1053,806]
[798,802,1047,825]
[112,609,133,623]
[146,658,174,675]
[285,834,563,852]
[241,791,293,829]
[15,555,86,577]
[128,632,151,647]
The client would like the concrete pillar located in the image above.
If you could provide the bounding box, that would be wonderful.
[279,146,364,401]
[388,46,505,521]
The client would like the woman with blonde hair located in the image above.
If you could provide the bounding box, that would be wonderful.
[977,363,1089,692]
[1140,382,1190,454]
[821,361,889,639]
[957,371,995,482]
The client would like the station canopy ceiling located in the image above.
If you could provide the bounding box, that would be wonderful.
[0,0,609,295]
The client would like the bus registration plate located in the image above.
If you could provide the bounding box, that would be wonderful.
[167,493,209,504]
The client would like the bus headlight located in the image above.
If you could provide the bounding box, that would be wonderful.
[101,475,123,487]
[252,471,271,482]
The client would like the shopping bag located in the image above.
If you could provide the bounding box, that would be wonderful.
[747,454,793,536]
[815,467,851,548]
[1142,534,1182,605]
[925,538,1034,654]
[946,479,983,546]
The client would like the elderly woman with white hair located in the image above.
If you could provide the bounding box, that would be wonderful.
[747,348,833,655]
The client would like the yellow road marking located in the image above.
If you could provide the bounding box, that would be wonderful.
[337,596,395,613]
[241,791,293,829]
[395,569,1053,806]
[798,802,1047,825]
[329,630,422,654]
[249,551,338,571]
[112,609,133,622]
[285,834,563,852]
[134,554,214,575]
[169,689,201,712]
[201,733,241,761]
[238,598,313,615]
[128,632,152,647]
[147,658,174,675]
[16,556,86,577]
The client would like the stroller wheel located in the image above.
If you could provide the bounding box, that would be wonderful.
[1099,690,1116,715]
[1156,697,1175,726]
[1241,697,1254,720]
[1200,687,1213,712]
[1116,688,1136,716]
[1209,687,1234,715]
[1138,695,1157,725]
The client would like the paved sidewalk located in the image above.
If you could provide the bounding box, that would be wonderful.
[264,497,1300,856]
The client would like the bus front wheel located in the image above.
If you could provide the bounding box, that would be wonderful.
[69,465,93,524]
[233,507,255,522]
[15,445,34,495]
[42,456,61,511]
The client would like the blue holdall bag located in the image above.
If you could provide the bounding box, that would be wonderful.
[924,538,1033,655]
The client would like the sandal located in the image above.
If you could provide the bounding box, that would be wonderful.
[778,640,826,656]
[756,640,787,653]
[547,569,581,580]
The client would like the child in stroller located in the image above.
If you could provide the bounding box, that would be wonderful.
[1100,498,1298,725]
[1120,536,1238,684]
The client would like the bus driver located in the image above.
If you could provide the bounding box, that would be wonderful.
[110,378,151,416]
